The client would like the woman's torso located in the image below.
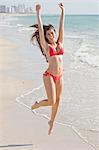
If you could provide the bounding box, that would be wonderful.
[45,43,64,76]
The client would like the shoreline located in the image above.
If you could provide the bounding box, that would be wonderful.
[0,13,36,17]
[0,13,99,17]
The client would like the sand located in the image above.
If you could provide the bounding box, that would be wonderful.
[0,37,95,150]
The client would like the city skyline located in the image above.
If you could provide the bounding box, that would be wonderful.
[0,4,34,14]
[0,0,99,14]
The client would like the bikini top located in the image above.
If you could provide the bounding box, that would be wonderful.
[49,43,64,57]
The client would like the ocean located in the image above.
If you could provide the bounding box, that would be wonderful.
[0,14,99,149]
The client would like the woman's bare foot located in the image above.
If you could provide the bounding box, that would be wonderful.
[48,120,54,135]
[31,101,39,110]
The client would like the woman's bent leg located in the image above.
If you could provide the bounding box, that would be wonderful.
[31,74,56,110]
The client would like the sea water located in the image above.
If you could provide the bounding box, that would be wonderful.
[0,15,99,149]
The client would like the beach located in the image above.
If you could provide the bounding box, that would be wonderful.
[0,37,95,150]
[0,14,99,150]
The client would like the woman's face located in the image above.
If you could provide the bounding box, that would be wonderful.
[46,29,56,44]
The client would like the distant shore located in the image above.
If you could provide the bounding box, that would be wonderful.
[0,13,36,16]
[0,13,98,17]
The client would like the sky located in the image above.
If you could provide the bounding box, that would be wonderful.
[0,0,99,14]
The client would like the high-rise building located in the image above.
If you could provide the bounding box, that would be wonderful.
[0,5,6,13]
[17,4,25,13]
[6,7,10,13]
[11,6,17,13]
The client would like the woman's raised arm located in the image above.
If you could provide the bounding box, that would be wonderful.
[57,3,65,44]
[36,4,47,50]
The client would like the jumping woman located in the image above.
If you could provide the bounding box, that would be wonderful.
[31,3,65,135]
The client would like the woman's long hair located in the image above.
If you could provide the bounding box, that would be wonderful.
[30,24,56,62]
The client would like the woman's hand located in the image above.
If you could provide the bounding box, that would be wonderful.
[58,3,65,11]
[36,4,41,12]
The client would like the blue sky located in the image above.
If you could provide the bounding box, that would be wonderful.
[0,0,99,14]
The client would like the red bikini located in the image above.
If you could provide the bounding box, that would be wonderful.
[43,43,64,83]
[49,45,64,57]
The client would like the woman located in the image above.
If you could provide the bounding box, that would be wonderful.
[31,3,65,135]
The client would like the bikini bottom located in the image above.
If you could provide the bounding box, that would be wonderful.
[43,70,63,83]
